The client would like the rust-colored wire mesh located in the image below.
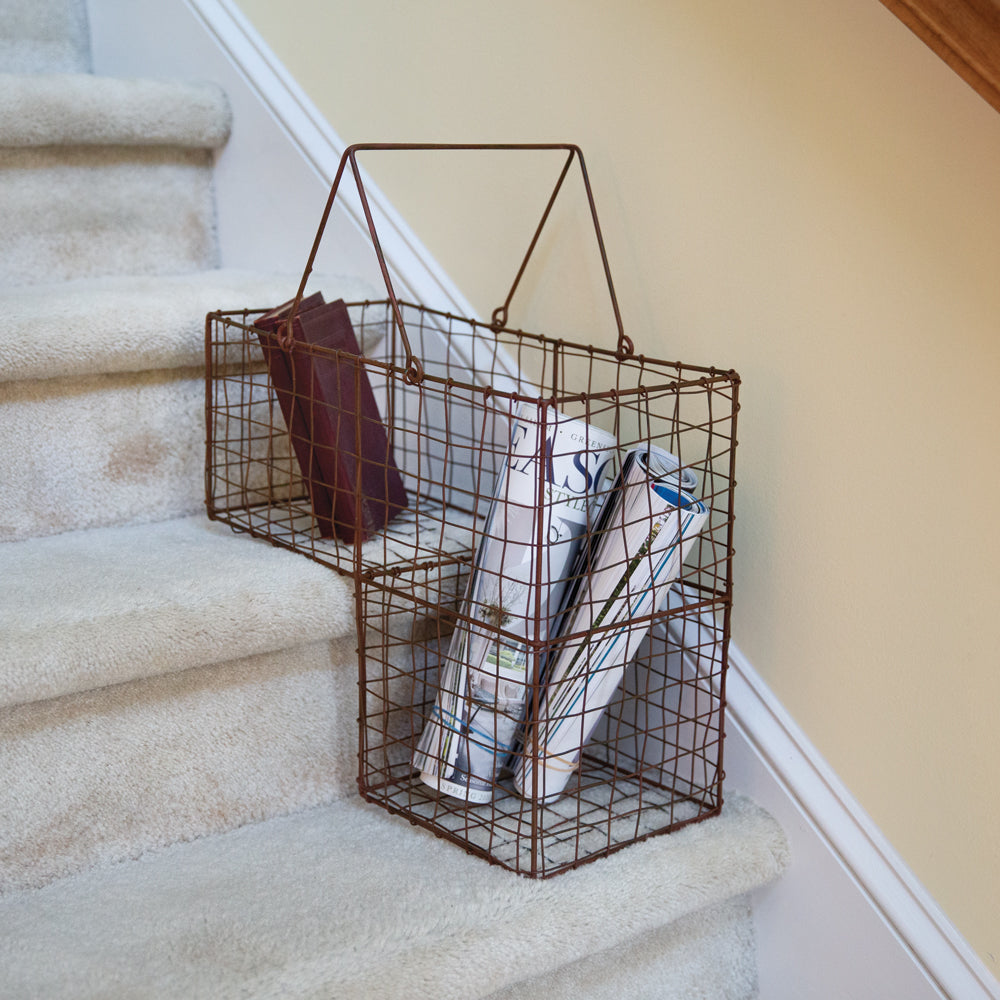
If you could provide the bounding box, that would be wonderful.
[204,144,740,877]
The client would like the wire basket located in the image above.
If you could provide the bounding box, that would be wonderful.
[205,144,740,877]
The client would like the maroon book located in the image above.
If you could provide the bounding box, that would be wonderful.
[253,292,336,538]
[286,299,408,545]
[255,294,408,545]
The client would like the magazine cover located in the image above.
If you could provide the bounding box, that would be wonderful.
[412,402,617,803]
[514,446,708,801]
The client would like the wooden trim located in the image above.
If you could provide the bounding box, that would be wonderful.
[879,0,1000,112]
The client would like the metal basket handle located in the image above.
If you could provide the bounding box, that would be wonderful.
[284,143,632,384]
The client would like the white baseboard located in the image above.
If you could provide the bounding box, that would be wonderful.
[662,597,998,997]
[724,639,999,1000]
[182,0,527,395]
[183,0,470,310]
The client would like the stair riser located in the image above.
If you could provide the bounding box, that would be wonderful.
[0,37,89,74]
[0,0,90,73]
[0,367,298,542]
[0,146,218,287]
[0,368,205,540]
[0,636,359,894]
[483,897,758,1000]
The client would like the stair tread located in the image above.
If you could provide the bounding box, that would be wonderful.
[0,72,231,149]
[0,513,355,709]
[0,791,788,1000]
[0,268,378,384]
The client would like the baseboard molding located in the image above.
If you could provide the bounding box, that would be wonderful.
[724,639,999,1000]
[184,0,475,318]
[187,0,530,396]
[87,0,526,390]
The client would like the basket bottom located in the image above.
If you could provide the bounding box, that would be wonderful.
[360,762,721,878]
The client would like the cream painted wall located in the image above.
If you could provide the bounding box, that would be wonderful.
[235,0,1000,969]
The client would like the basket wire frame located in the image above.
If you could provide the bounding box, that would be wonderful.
[204,144,740,877]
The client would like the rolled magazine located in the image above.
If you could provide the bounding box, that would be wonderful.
[412,403,617,803]
[513,446,709,802]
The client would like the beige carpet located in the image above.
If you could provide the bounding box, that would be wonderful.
[0,793,785,1000]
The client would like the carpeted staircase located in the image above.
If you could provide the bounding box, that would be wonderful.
[0,2,788,997]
